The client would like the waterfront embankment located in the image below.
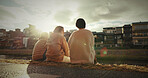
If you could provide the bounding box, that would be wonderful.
[0,49,148,66]
[0,49,148,56]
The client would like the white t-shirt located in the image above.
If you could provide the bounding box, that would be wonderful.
[68,29,95,64]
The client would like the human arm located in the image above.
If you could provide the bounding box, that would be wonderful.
[91,32,97,64]
[62,37,70,57]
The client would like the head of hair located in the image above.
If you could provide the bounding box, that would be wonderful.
[53,26,64,33]
[40,32,48,39]
[76,18,86,29]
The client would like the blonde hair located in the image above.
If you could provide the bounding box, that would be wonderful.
[53,26,64,33]
[40,32,48,39]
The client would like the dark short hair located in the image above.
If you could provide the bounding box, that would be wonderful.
[53,26,64,33]
[76,18,86,28]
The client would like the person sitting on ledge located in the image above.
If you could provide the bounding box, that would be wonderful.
[68,18,96,64]
[46,26,70,63]
[32,32,48,61]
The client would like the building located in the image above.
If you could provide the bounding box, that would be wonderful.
[103,27,115,33]
[92,32,104,48]
[115,27,122,34]
[114,27,123,47]
[64,31,71,41]
[0,29,6,37]
[132,22,148,48]
[103,33,115,47]
[23,24,40,38]
[0,29,8,48]
[102,27,124,47]
[123,24,132,47]
[0,28,25,49]
[23,24,40,48]
[103,27,116,47]
[9,29,24,49]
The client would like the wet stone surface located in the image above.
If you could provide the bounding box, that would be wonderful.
[0,63,29,78]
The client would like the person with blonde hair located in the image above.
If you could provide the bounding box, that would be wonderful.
[32,32,48,61]
[46,26,70,62]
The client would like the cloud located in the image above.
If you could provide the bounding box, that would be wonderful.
[0,0,148,32]
[12,0,80,31]
[0,0,21,7]
[54,10,72,25]
[0,5,32,23]
[77,0,148,23]
[0,7,16,19]
[87,20,131,32]
[72,0,148,32]
[77,0,129,23]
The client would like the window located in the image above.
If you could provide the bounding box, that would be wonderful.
[135,25,148,30]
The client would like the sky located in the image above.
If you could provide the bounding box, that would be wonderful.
[0,0,148,32]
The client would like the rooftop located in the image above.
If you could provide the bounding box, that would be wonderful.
[132,21,148,24]
[103,27,115,29]
[123,24,132,27]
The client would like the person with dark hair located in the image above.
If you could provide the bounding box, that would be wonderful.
[32,32,48,61]
[46,26,70,62]
[68,18,96,64]
[76,18,86,28]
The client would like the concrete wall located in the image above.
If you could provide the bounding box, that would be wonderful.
[96,49,148,56]
[0,49,148,56]
[0,49,32,55]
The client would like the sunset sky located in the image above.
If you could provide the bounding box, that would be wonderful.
[0,0,148,32]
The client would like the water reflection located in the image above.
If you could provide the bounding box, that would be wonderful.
[0,62,29,78]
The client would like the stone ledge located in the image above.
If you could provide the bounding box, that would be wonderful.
[0,59,148,73]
